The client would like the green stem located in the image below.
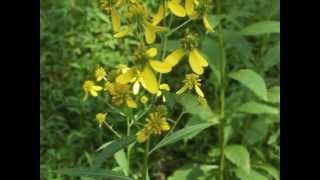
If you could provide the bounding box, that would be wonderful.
[216,0,226,179]
[127,117,132,176]
[166,18,193,37]
[142,139,150,180]
[103,121,122,138]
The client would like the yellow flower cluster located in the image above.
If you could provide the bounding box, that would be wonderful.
[136,108,170,143]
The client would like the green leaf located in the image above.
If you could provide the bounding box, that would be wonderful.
[240,21,280,36]
[94,135,136,168]
[201,38,221,84]
[168,164,217,180]
[225,145,250,173]
[114,150,129,176]
[176,93,219,124]
[267,86,280,103]
[254,164,279,180]
[150,123,214,154]
[263,42,280,71]
[235,168,268,180]
[229,69,268,101]
[238,101,279,115]
[268,128,280,145]
[57,168,132,180]
[208,14,225,29]
[243,119,269,145]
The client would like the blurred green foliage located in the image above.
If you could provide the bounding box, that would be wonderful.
[40,0,279,179]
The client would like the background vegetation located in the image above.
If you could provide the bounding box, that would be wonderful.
[40,0,279,179]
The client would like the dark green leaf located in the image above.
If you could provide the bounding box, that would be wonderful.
[225,145,251,173]
[57,168,132,180]
[240,21,280,36]
[238,101,279,115]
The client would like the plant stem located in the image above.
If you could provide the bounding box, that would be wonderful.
[216,0,226,179]
[142,139,150,180]
[127,117,132,176]
[103,121,122,138]
[166,18,192,37]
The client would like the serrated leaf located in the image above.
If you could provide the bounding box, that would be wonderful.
[235,168,267,180]
[114,150,129,176]
[57,168,132,180]
[267,86,280,103]
[243,120,269,145]
[225,145,250,173]
[238,101,279,115]
[229,69,268,101]
[254,164,279,180]
[94,135,136,168]
[240,21,280,36]
[149,123,214,154]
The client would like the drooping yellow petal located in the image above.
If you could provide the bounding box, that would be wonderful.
[141,66,159,94]
[133,81,140,95]
[145,48,157,58]
[189,51,204,74]
[164,48,185,67]
[195,85,204,97]
[90,90,98,97]
[111,9,121,32]
[127,97,137,108]
[144,23,156,44]
[168,1,186,17]
[176,85,188,95]
[185,0,194,16]
[93,85,103,91]
[160,84,170,91]
[192,49,208,67]
[114,27,132,38]
[152,4,165,25]
[149,60,172,73]
[203,15,214,33]
[116,68,136,84]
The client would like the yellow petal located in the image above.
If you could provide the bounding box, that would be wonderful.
[192,49,208,67]
[145,48,157,58]
[189,51,204,74]
[161,121,170,131]
[141,66,159,94]
[116,68,136,84]
[111,9,120,32]
[133,81,140,95]
[176,85,188,95]
[168,1,186,17]
[164,48,185,67]
[136,130,149,143]
[144,23,156,44]
[127,98,137,108]
[114,27,131,38]
[93,85,103,91]
[195,85,204,97]
[160,84,170,91]
[152,4,165,25]
[90,90,98,97]
[185,0,194,16]
[149,60,172,73]
[203,15,214,33]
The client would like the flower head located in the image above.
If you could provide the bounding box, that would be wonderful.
[106,83,137,108]
[95,65,107,81]
[83,80,103,100]
[185,0,214,32]
[140,95,149,105]
[176,73,205,97]
[96,113,107,128]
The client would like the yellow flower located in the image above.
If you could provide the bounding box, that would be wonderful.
[151,0,187,26]
[114,3,167,44]
[176,73,205,97]
[105,82,137,108]
[157,83,170,102]
[164,48,208,75]
[82,80,103,100]
[185,0,214,32]
[116,47,172,94]
[136,129,150,143]
[140,95,149,104]
[95,65,107,81]
[136,111,170,143]
[96,113,107,128]
[100,0,122,32]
